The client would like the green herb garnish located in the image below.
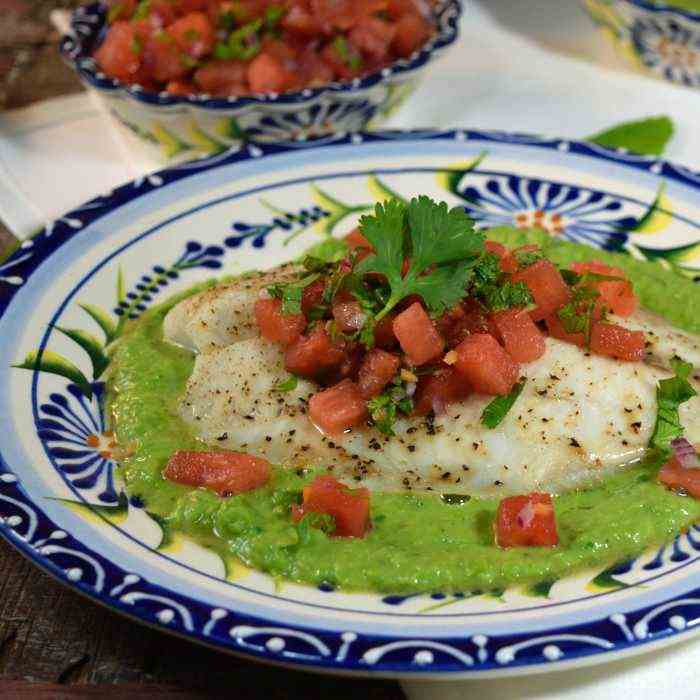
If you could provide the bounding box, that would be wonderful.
[217,18,263,61]
[514,248,544,268]
[107,3,125,23]
[267,272,320,315]
[357,197,484,321]
[481,281,533,312]
[367,379,414,436]
[297,512,335,542]
[131,35,143,55]
[275,375,299,392]
[133,0,151,21]
[265,5,286,28]
[481,380,526,428]
[650,358,697,450]
[332,36,363,71]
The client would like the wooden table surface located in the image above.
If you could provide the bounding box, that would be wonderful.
[0,3,406,696]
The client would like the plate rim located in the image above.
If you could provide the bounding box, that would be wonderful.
[2,128,700,678]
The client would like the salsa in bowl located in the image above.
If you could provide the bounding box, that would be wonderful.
[60,0,461,161]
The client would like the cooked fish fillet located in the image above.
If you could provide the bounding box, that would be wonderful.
[165,274,700,496]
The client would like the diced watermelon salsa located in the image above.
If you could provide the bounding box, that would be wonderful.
[292,475,371,538]
[95,0,437,97]
[164,450,271,496]
[495,493,558,548]
[250,196,646,437]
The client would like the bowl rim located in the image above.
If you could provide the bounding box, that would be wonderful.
[621,0,700,22]
[59,0,462,111]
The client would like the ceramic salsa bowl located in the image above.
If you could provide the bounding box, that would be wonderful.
[582,0,700,87]
[59,1,462,163]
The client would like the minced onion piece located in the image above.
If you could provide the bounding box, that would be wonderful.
[671,437,700,469]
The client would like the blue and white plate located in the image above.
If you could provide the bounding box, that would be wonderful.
[2,130,700,679]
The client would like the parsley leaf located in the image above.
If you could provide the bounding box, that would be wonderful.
[274,375,298,392]
[650,358,698,450]
[481,380,526,428]
[357,197,483,319]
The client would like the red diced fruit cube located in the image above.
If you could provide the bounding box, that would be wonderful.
[484,240,507,258]
[169,12,215,58]
[373,313,398,349]
[193,60,247,96]
[345,228,374,255]
[285,326,346,378]
[248,52,296,93]
[491,308,546,363]
[292,475,370,538]
[393,302,444,366]
[254,297,305,347]
[544,313,585,347]
[332,298,367,332]
[659,455,700,498]
[454,333,519,395]
[166,79,195,95]
[571,261,637,317]
[391,12,431,57]
[349,17,395,61]
[511,260,571,322]
[309,379,368,434]
[141,32,189,82]
[163,450,270,496]
[589,323,645,362]
[496,493,558,547]
[357,349,400,398]
[301,278,327,315]
[414,367,470,415]
[94,21,142,82]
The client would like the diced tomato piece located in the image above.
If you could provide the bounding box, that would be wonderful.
[293,475,370,537]
[148,0,178,28]
[193,59,247,95]
[387,0,424,18]
[454,333,519,395]
[436,299,495,349]
[495,493,558,548]
[345,227,374,253]
[309,379,368,434]
[321,38,364,80]
[176,0,210,12]
[165,79,195,95]
[169,12,215,59]
[491,308,546,363]
[163,450,270,496]
[301,278,327,315]
[357,349,400,398]
[511,259,571,322]
[332,298,367,332]
[391,12,431,57]
[544,313,585,348]
[105,0,138,21]
[392,302,444,366]
[254,297,306,347]
[349,17,395,61]
[282,3,322,35]
[248,52,296,93]
[374,312,398,349]
[95,21,142,82]
[297,45,335,86]
[141,32,189,82]
[285,325,346,378]
[571,260,637,317]
[659,455,700,498]
[414,367,470,415]
[484,240,507,258]
[589,322,645,362]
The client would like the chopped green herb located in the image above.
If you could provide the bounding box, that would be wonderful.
[107,3,125,23]
[367,381,413,436]
[227,18,263,60]
[301,237,349,265]
[265,5,287,27]
[267,272,320,315]
[650,358,698,450]
[481,380,526,429]
[133,0,151,21]
[218,10,237,30]
[481,281,533,312]
[297,512,335,542]
[180,54,199,68]
[275,375,299,392]
[214,42,232,59]
[332,36,363,71]
[357,197,483,320]
[131,35,143,55]
[514,249,544,268]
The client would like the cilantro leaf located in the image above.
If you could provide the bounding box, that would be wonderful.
[302,237,349,264]
[514,249,544,268]
[367,379,413,436]
[481,380,526,429]
[274,375,298,392]
[357,197,483,320]
[481,281,533,312]
[650,358,697,450]
[267,273,319,315]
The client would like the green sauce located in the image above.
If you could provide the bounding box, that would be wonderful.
[107,234,700,594]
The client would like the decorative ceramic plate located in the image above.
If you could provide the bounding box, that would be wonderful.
[2,130,700,679]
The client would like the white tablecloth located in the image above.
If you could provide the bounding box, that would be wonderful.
[1,0,699,695]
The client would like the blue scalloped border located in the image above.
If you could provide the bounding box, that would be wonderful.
[2,129,700,676]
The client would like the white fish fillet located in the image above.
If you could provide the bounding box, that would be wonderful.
[165,273,700,496]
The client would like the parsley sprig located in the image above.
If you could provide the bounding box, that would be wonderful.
[650,358,697,451]
[356,197,484,321]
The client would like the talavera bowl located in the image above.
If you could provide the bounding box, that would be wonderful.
[582,0,700,87]
[60,1,462,163]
